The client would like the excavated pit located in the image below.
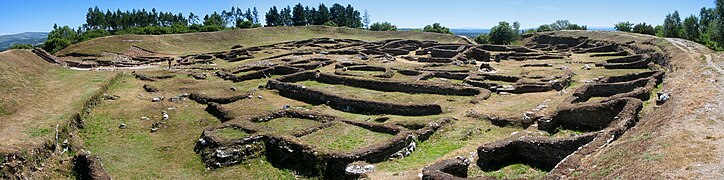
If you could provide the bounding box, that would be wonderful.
[192,110,444,178]
[421,32,667,179]
[38,32,675,179]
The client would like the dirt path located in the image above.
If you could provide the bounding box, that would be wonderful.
[661,38,724,178]
[668,38,724,74]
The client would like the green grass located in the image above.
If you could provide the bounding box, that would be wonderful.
[27,127,51,138]
[587,164,618,178]
[376,120,516,172]
[58,26,467,56]
[470,164,547,179]
[642,153,665,162]
[642,83,664,110]
[429,77,464,84]
[378,138,463,171]
[550,128,586,138]
[0,107,9,115]
[212,128,251,140]
[340,70,386,77]
[295,80,469,104]
[298,122,393,153]
[256,118,322,135]
[79,75,297,179]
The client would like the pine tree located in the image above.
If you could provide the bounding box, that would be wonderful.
[265,6,280,26]
[362,10,370,29]
[292,3,306,26]
[663,11,682,38]
[315,4,330,25]
[252,7,259,24]
[682,15,700,41]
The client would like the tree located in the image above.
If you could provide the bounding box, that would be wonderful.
[531,20,586,32]
[714,0,724,49]
[329,3,346,26]
[236,20,253,29]
[252,7,259,24]
[79,29,111,41]
[632,23,656,35]
[654,25,665,37]
[369,22,396,31]
[291,3,306,26]
[203,12,224,27]
[488,21,516,45]
[280,6,293,26]
[188,12,200,25]
[324,21,337,27]
[423,23,452,34]
[265,6,280,26]
[43,38,71,54]
[362,10,371,29]
[682,15,700,41]
[344,4,362,28]
[700,7,715,32]
[550,20,572,30]
[614,22,634,32]
[512,21,521,39]
[536,24,552,32]
[48,24,79,42]
[474,34,489,44]
[304,6,314,25]
[315,4,330,25]
[663,11,682,38]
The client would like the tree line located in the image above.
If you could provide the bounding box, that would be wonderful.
[474,20,587,45]
[264,3,362,28]
[615,0,723,50]
[42,3,368,53]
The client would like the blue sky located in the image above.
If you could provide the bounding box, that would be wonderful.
[0,0,716,34]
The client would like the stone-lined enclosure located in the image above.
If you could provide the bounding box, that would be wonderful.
[41,30,670,179]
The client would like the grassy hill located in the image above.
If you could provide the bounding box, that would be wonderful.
[0,32,48,51]
[57,25,468,56]
[0,50,115,149]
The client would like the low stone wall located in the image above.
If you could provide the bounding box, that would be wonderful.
[568,71,663,103]
[603,59,652,69]
[315,73,485,96]
[424,72,651,179]
[73,151,112,180]
[584,44,620,53]
[422,158,470,180]
[196,132,266,168]
[143,84,158,92]
[204,102,234,122]
[31,48,67,66]
[418,57,455,63]
[189,93,250,104]
[430,72,469,80]
[133,72,175,81]
[268,79,442,115]
[223,66,304,82]
[538,98,643,133]
[605,55,644,63]
[476,133,598,171]
[461,46,491,62]
[194,110,417,178]
[414,118,455,142]
[590,51,629,57]
[600,71,663,83]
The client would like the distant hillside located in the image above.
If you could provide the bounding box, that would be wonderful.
[0,32,48,50]
[58,25,467,56]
